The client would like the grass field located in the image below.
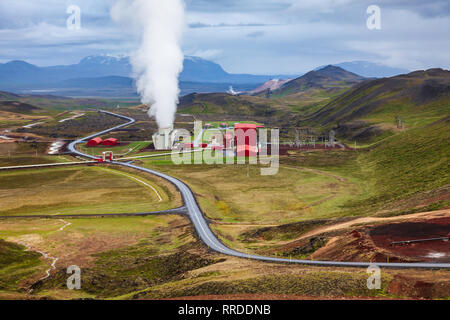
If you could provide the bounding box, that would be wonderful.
[2,217,448,300]
[140,161,363,224]
[0,154,71,167]
[0,165,179,216]
[133,116,449,255]
[0,141,447,299]
[0,215,200,298]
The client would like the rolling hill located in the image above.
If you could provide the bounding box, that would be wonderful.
[178,93,283,118]
[270,65,366,98]
[315,61,409,78]
[357,115,450,213]
[298,68,450,143]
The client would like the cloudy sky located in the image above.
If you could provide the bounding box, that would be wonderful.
[0,0,449,74]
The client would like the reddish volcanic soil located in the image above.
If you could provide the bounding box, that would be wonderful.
[369,218,450,262]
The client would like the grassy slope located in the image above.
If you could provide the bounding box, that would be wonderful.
[1,216,449,300]
[0,92,137,111]
[0,166,177,216]
[0,217,405,300]
[297,69,450,144]
[16,112,125,139]
[271,65,365,97]
[135,115,449,256]
[0,91,139,132]
[179,93,286,117]
[354,116,450,213]
[0,240,44,291]
[0,215,211,298]
[140,160,363,224]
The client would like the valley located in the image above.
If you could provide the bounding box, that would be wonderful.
[0,64,448,301]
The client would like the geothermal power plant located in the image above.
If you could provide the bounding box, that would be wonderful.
[152,122,265,158]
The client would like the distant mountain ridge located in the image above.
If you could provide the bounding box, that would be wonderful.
[315,61,409,78]
[271,65,366,97]
[300,68,450,143]
[0,55,289,87]
[0,55,294,97]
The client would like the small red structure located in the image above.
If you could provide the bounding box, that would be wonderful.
[103,151,114,161]
[234,123,258,130]
[102,138,119,146]
[94,151,114,163]
[199,143,208,148]
[87,137,103,147]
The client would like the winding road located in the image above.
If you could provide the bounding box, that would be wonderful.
[61,110,450,269]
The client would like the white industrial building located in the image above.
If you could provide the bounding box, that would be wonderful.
[152,126,188,150]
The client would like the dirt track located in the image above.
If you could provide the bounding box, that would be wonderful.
[290,209,450,243]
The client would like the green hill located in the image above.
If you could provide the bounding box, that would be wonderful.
[271,65,366,98]
[298,68,450,143]
[0,100,42,114]
[353,116,450,215]
[179,92,286,117]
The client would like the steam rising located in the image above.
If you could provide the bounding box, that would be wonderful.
[111,0,186,128]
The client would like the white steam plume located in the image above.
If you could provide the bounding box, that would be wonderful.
[111,0,186,129]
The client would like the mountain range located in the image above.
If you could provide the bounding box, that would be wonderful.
[314,61,409,78]
[0,55,289,97]
[0,55,411,98]
[306,68,450,127]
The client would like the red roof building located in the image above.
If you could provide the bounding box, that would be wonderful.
[102,138,119,146]
[86,137,103,147]
[234,123,258,130]
[234,123,258,150]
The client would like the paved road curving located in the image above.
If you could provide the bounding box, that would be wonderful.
[66,110,450,269]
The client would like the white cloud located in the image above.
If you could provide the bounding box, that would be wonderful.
[288,0,357,12]
[188,49,223,60]
[0,0,449,73]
